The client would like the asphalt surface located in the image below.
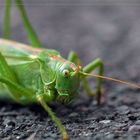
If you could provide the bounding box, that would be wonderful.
[0,0,140,140]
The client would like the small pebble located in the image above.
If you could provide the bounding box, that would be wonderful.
[3,119,15,128]
[115,123,126,128]
[99,120,111,124]
[69,112,78,117]
[128,125,140,133]
[128,114,137,121]
[135,120,140,125]
[117,105,130,115]
[106,133,115,139]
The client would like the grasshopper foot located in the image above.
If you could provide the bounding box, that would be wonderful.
[96,87,105,105]
[62,133,69,140]
[96,90,102,105]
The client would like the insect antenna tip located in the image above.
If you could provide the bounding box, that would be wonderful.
[81,72,140,89]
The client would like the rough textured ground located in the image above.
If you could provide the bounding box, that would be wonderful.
[0,0,140,140]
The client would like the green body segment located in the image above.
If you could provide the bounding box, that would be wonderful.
[0,39,79,104]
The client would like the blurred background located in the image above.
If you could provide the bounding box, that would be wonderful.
[1,0,140,81]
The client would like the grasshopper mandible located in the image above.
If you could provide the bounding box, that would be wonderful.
[1,0,140,140]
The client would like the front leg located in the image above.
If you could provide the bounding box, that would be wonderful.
[35,77,69,140]
[68,51,104,104]
[83,58,103,105]
[36,94,69,140]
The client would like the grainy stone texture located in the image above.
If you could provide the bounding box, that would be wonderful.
[0,0,140,140]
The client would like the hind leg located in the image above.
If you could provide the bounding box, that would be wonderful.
[2,0,11,38]
[0,52,32,103]
[15,0,42,48]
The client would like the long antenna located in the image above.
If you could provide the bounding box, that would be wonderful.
[81,72,140,89]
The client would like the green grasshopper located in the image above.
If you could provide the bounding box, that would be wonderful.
[1,0,140,140]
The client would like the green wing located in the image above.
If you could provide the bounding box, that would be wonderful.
[0,38,60,85]
[0,38,42,65]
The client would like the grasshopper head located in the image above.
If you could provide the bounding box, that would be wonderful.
[55,62,80,104]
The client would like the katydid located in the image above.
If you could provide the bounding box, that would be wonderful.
[1,39,140,140]
[0,38,103,140]
[1,1,140,140]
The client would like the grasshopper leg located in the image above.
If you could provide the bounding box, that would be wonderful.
[83,58,103,105]
[15,0,42,48]
[68,51,79,64]
[0,52,16,82]
[0,77,33,103]
[36,94,69,140]
[2,0,11,38]
[68,52,104,104]
[0,52,32,103]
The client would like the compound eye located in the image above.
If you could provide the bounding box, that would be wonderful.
[63,69,70,77]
